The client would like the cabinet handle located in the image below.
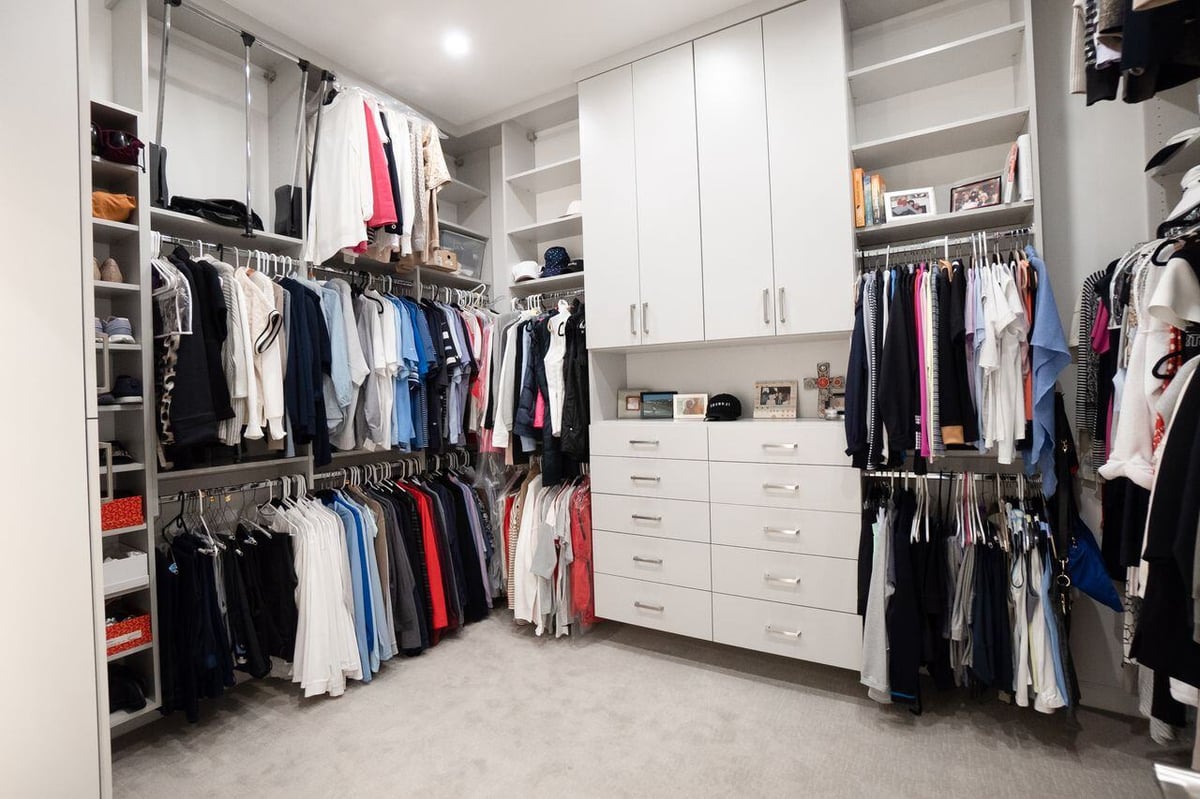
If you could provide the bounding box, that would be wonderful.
[634,601,665,612]
[643,302,649,335]
[628,439,660,447]
[762,442,798,450]
[778,287,787,325]
[763,526,800,537]
[763,483,799,492]
[764,572,802,586]
[765,625,802,639]
[762,288,771,325]
[631,514,663,522]
[630,475,661,483]
[630,304,637,336]
[632,556,664,565]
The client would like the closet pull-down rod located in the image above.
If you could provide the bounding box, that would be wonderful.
[170,0,305,69]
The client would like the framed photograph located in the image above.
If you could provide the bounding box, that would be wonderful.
[754,381,798,419]
[640,391,677,420]
[618,388,649,419]
[883,188,935,223]
[673,393,708,421]
[950,175,1002,213]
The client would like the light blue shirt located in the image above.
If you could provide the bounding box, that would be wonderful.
[1026,246,1071,495]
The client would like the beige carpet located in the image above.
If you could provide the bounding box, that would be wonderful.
[113,615,1181,798]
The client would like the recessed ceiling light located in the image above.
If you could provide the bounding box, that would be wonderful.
[443,30,471,58]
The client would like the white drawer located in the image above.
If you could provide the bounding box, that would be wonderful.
[594,530,711,590]
[594,573,713,640]
[591,421,708,460]
[712,593,861,671]
[711,545,857,613]
[710,504,858,559]
[591,456,709,501]
[708,462,858,513]
[708,421,850,465]
[592,494,710,542]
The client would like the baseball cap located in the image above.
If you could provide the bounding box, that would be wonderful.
[1147,127,1200,172]
[541,247,571,278]
[563,199,582,217]
[705,393,742,421]
[512,260,540,283]
[1165,164,1200,225]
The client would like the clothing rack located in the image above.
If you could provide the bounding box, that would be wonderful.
[155,232,297,272]
[312,449,469,486]
[307,261,415,291]
[159,476,295,506]
[512,287,585,311]
[855,226,1035,262]
[864,470,1043,482]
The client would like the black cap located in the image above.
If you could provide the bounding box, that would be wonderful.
[705,393,742,421]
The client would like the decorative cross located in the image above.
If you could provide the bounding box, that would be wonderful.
[803,362,846,416]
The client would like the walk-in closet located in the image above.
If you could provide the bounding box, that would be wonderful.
[8,0,1200,796]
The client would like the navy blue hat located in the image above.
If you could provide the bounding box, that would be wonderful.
[705,394,742,421]
[541,246,571,278]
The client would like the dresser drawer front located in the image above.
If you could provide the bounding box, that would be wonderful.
[591,456,710,501]
[708,462,858,512]
[710,504,858,559]
[712,593,861,671]
[591,422,709,460]
[592,494,710,542]
[711,545,857,613]
[594,531,712,590]
[708,422,850,465]
[594,574,713,640]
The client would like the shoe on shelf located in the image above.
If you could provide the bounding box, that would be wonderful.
[98,392,116,405]
[93,257,101,281]
[100,257,124,283]
[103,317,135,344]
[110,375,142,404]
[94,317,106,341]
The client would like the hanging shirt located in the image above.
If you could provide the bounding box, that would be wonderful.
[304,90,373,265]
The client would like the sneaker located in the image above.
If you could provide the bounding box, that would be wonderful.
[111,375,142,404]
[94,317,106,340]
[103,317,135,344]
[93,257,101,281]
[100,257,124,283]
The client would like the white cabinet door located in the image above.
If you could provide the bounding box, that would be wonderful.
[579,65,642,350]
[632,43,705,346]
[694,19,777,342]
[764,0,855,335]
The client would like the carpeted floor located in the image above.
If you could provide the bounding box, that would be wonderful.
[113,615,1182,798]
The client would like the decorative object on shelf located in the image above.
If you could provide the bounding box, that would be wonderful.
[93,190,137,222]
[640,391,677,419]
[704,393,743,422]
[883,187,935,223]
[951,176,1002,213]
[852,167,887,228]
[618,388,649,419]
[673,393,708,421]
[753,381,798,419]
[803,362,846,420]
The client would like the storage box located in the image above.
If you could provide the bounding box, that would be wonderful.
[106,612,152,657]
[425,248,459,273]
[103,543,148,594]
[441,230,486,278]
[101,495,144,531]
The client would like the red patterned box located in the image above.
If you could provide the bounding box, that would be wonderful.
[101,496,144,531]
[106,613,151,657]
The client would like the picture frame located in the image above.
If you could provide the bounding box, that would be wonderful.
[950,175,1002,213]
[753,381,798,420]
[883,187,936,223]
[640,391,677,420]
[618,388,649,419]
[672,393,708,421]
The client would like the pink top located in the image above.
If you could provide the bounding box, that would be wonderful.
[1091,301,1111,355]
[363,102,397,228]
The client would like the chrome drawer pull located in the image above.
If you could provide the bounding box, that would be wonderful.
[763,526,800,537]
[765,624,802,639]
[763,483,799,492]
[631,514,663,522]
[634,601,664,612]
[630,475,661,483]
[762,442,798,450]
[764,572,802,585]
[632,556,664,565]
[628,439,660,446]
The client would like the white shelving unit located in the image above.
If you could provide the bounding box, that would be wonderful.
[150,207,303,255]
[508,213,584,244]
[856,200,1034,246]
[510,271,585,296]
[852,107,1029,170]
[439,177,488,205]
[506,156,582,194]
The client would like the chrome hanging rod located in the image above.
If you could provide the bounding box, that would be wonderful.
[863,470,1042,481]
[157,233,290,263]
[159,477,282,504]
[171,0,306,69]
[856,226,1035,260]
[308,261,414,288]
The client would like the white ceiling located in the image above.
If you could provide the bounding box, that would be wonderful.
[225,0,755,130]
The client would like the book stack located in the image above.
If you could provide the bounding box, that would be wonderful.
[852,167,886,228]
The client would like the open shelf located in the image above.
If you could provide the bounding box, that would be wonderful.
[93,218,140,243]
[109,700,161,730]
[506,156,582,194]
[440,177,487,204]
[102,524,148,539]
[91,156,141,181]
[90,98,141,130]
[151,207,303,254]
[104,575,150,599]
[852,106,1028,171]
[107,641,154,663]
[110,462,146,474]
[846,0,941,30]
[510,271,585,296]
[440,219,489,241]
[419,268,486,289]
[849,23,1025,105]
[96,341,142,351]
[157,455,311,483]
[98,404,144,413]
[855,200,1035,246]
[94,280,140,297]
[508,213,583,244]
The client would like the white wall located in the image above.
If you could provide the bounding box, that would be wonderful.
[0,1,104,795]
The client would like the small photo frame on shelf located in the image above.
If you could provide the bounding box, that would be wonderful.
[640,391,677,420]
[673,393,708,421]
[618,388,649,419]
[950,176,1002,213]
[754,381,798,419]
[883,187,935,223]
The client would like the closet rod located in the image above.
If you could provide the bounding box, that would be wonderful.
[159,477,283,505]
[158,233,289,264]
[172,0,304,69]
[864,470,1042,481]
[855,226,1035,260]
[308,262,414,287]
